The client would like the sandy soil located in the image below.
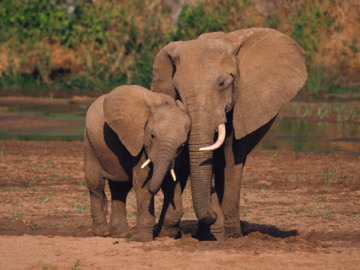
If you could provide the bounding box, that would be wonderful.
[0,140,359,269]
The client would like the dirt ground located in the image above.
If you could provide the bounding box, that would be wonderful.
[0,140,359,269]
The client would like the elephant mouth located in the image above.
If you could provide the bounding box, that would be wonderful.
[141,158,177,182]
[199,123,226,151]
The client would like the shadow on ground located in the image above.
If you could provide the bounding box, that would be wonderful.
[179,220,298,240]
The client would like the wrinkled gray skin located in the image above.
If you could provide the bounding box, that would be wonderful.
[84,85,190,242]
[151,28,307,240]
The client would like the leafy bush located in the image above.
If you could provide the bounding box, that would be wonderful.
[0,0,358,99]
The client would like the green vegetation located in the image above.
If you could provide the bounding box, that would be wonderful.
[324,169,336,185]
[40,191,54,203]
[71,259,81,270]
[169,1,250,41]
[27,225,42,231]
[287,102,359,122]
[73,199,89,213]
[77,180,87,187]
[42,266,57,270]
[0,0,358,99]
[124,237,132,243]
[285,0,359,98]
[0,0,169,92]
[47,158,53,169]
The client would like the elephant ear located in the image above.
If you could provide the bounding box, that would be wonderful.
[151,41,183,98]
[103,85,150,156]
[229,28,307,140]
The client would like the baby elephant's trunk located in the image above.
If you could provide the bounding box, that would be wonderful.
[148,151,175,195]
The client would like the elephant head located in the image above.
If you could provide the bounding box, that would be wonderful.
[151,28,307,224]
[103,85,190,194]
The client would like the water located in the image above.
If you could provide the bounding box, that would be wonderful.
[258,118,360,154]
[0,102,87,141]
[0,102,359,155]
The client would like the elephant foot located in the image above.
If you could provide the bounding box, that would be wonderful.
[196,230,224,241]
[225,224,243,239]
[92,223,110,237]
[157,225,181,239]
[110,227,132,238]
[196,222,225,242]
[132,231,154,242]
[109,218,132,238]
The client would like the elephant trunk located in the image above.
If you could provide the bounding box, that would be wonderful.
[148,149,176,195]
[188,117,217,225]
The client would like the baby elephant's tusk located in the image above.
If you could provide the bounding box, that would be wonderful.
[141,158,151,169]
[170,169,176,182]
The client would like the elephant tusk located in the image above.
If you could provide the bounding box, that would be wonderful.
[141,158,151,169]
[199,124,226,151]
[170,169,176,182]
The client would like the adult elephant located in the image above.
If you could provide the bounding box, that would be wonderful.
[151,28,307,240]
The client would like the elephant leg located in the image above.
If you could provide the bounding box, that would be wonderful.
[156,175,184,238]
[132,164,155,242]
[219,118,276,238]
[197,175,225,241]
[214,130,244,239]
[224,134,245,238]
[221,161,244,238]
[84,138,109,237]
[108,180,132,238]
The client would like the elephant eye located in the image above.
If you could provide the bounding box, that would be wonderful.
[218,74,234,90]
[151,133,155,139]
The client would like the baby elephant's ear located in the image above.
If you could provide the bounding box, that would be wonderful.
[103,85,150,156]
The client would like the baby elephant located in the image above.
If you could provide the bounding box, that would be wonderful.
[84,85,190,242]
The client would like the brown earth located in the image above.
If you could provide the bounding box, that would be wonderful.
[0,140,359,269]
